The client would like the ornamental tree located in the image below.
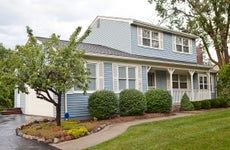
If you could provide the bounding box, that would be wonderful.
[14,26,90,126]
[148,0,230,68]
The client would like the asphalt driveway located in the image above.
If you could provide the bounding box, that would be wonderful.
[0,114,59,150]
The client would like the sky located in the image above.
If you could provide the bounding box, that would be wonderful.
[0,0,159,49]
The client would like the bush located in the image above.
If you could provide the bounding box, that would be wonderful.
[145,89,172,113]
[119,89,146,116]
[88,90,118,120]
[201,100,211,109]
[219,97,229,108]
[180,93,194,111]
[210,98,221,108]
[192,101,202,110]
[67,127,88,138]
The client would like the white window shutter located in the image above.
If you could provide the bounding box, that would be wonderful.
[159,32,163,49]
[137,27,142,46]
[98,62,104,90]
[137,66,142,91]
[172,35,176,52]
[189,39,193,54]
[113,63,118,92]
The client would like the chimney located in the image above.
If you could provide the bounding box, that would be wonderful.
[196,45,203,64]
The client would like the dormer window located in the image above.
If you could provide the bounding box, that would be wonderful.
[174,36,192,54]
[137,27,163,49]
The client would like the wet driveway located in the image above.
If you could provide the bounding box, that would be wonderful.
[0,114,60,150]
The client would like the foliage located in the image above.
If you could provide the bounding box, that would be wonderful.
[7,26,90,126]
[67,127,88,139]
[86,108,230,150]
[218,64,230,101]
[210,98,221,108]
[144,89,172,113]
[119,89,146,116]
[180,93,194,111]
[0,44,15,109]
[148,0,230,68]
[201,100,211,109]
[191,101,202,110]
[88,90,118,120]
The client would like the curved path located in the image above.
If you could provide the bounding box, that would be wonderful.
[53,112,193,150]
[0,114,59,150]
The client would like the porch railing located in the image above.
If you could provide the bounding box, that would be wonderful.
[170,89,210,104]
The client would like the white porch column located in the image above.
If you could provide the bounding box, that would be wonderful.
[207,72,211,99]
[168,68,175,97]
[189,70,195,101]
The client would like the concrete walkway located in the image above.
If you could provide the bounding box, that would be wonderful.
[52,112,194,150]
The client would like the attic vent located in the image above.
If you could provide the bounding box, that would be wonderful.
[96,19,100,28]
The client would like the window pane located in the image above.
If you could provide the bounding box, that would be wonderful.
[200,85,203,89]
[204,77,207,84]
[152,40,159,48]
[183,46,189,53]
[199,77,203,84]
[183,39,189,46]
[204,85,208,89]
[143,30,150,38]
[87,64,96,77]
[180,83,187,89]
[129,79,135,88]
[152,32,158,40]
[173,74,178,81]
[176,45,182,52]
[143,39,150,46]
[173,82,179,88]
[176,37,182,44]
[148,73,155,86]
[88,78,96,90]
[180,75,187,81]
[128,67,135,78]
[119,79,126,90]
[119,67,126,78]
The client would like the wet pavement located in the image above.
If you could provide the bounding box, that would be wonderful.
[0,114,60,150]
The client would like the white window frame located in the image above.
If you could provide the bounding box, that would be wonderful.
[73,61,100,93]
[173,36,192,54]
[118,65,137,91]
[137,27,163,49]
[199,74,208,90]
[172,74,188,89]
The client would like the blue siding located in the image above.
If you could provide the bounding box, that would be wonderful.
[156,70,167,89]
[104,62,113,90]
[130,25,197,63]
[142,66,148,92]
[84,19,131,53]
[20,93,26,114]
[66,94,90,120]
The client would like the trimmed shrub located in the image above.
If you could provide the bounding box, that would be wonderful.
[219,97,229,108]
[145,89,172,113]
[210,98,221,108]
[180,93,194,111]
[201,100,211,109]
[192,101,202,110]
[88,90,118,120]
[119,89,146,116]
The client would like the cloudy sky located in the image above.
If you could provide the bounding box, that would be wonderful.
[0,0,159,49]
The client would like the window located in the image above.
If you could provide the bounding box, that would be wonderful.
[199,75,208,90]
[74,63,97,91]
[138,27,162,49]
[118,66,136,90]
[173,74,187,89]
[148,72,155,88]
[175,36,190,53]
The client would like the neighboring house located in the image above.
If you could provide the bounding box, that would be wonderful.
[14,16,217,119]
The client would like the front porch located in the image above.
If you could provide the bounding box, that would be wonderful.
[147,66,214,104]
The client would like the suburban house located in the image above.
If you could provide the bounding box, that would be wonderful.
[14,16,217,119]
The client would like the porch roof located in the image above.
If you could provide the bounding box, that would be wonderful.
[36,37,212,69]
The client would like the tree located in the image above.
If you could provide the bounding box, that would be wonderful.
[13,26,90,126]
[218,64,230,99]
[148,0,230,68]
[0,44,15,110]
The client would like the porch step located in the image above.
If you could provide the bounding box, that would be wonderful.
[0,108,22,115]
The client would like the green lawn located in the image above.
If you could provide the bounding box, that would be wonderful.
[86,108,230,150]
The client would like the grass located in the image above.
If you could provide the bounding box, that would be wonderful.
[86,108,230,150]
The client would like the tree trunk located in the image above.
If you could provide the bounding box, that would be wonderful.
[56,92,62,126]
